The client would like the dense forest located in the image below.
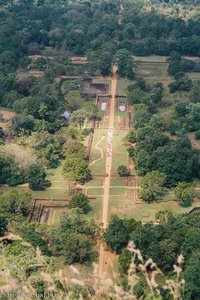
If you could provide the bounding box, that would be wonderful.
[1,0,200,299]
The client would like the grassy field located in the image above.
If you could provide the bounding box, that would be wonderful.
[86,188,103,196]
[92,78,111,93]
[109,197,200,222]
[85,179,104,186]
[137,62,170,81]
[133,55,169,63]
[87,197,102,222]
[188,72,200,81]
[116,79,133,96]
[111,130,129,175]
[89,129,107,175]
[110,179,127,186]
[114,111,129,130]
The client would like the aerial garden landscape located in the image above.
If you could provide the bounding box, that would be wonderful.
[1,0,200,299]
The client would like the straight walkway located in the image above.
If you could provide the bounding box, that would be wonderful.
[98,67,117,278]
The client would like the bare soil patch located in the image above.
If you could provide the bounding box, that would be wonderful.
[0,109,16,120]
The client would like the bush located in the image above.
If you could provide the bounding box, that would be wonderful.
[69,193,90,213]
[117,165,130,177]
[127,130,136,143]
[63,157,92,184]
[26,163,47,190]
[174,182,193,207]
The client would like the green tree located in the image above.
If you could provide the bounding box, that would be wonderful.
[117,165,130,177]
[50,210,97,264]
[0,215,7,236]
[63,139,86,159]
[99,51,112,76]
[105,216,128,253]
[69,193,90,213]
[174,182,193,207]
[0,191,31,218]
[119,249,132,274]
[19,224,50,255]
[127,130,136,143]
[113,49,134,79]
[0,127,4,138]
[26,163,47,190]
[70,109,87,128]
[65,90,85,112]
[184,251,200,300]
[189,86,200,103]
[63,157,91,183]
[140,171,166,202]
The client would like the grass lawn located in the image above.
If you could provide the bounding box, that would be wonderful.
[84,179,104,186]
[0,185,69,198]
[110,187,132,196]
[188,72,200,81]
[136,62,173,90]
[87,198,102,223]
[89,129,107,175]
[0,164,71,199]
[86,188,103,196]
[114,111,129,130]
[109,199,200,222]
[111,130,129,175]
[133,55,169,63]
[92,78,111,93]
[110,179,127,186]
[117,79,133,96]
[109,196,134,220]
[49,208,68,225]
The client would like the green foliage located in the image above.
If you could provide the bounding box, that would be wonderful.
[168,53,195,76]
[0,191,31,219]
[63,139,86,159]
[0,215,7,236]
[183,251,200,300]
[71,284,90,300]
[19,224,50,255]
[169,73,192,93]
[26,163,47,190]
[127,130,136,143]
[70,109,87,128]
[105,216,129,253]
[31,131,65,168]
[3,241,54,283]
[133,122,198,186]
[174,182,193,207]
[50,209,98,264]
[69,193,90,213]
[117,165,130,177]
[99,51,113,76]
[0,155,25,186]
[119,249,132,274]
[0,127,5,138]
[63,157,92,183]
[65,91,85,112]
[113,49,135,79]
[133,104,151,129]
[127,85,146,105]
[189,86,200,103]
[140,171,166,202]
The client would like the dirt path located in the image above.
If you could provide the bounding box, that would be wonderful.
[98,67,117,278]
[89,136,105,166]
